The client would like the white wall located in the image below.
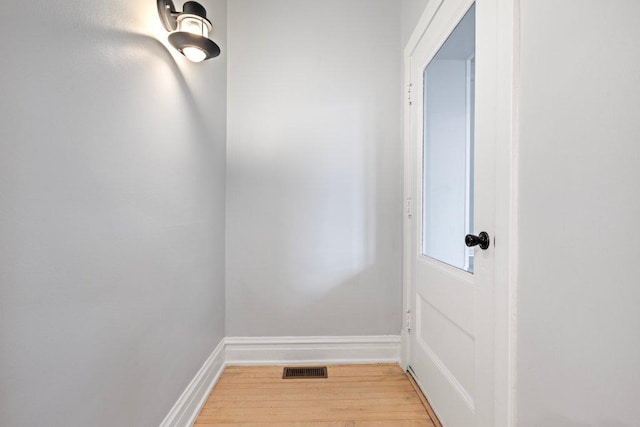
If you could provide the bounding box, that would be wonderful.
[517,1,640,425]
[226,0,402,337]
[0,1,226,425]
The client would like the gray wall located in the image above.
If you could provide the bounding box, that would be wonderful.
[225,0,403,337]
[0,1,227,426]
[517,1,640,425]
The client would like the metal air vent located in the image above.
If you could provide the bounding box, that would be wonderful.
[282,366,328,379]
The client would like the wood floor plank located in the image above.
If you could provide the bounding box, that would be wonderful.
[194,364,436,425]
[199,403,425,416]
[214,380,413,388]
[208,391,421,402]
[196,411,430,423]
[203,397,419,409]
[216,385,414,399]
[216,375,410,385]
[196,421,434,427]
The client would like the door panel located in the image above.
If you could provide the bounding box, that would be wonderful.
[413,329,475,427]
[417,297,475,396]
[415,259,474,335]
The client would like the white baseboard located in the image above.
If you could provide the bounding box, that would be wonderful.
[159,339,225,427]
[225,335,401,366]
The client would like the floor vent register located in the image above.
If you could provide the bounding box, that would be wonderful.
[282,366,328,379]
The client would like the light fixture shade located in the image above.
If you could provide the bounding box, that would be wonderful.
[157,0,221,62]
[168,32,221,62]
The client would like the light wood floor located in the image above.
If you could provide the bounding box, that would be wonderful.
[194,364,441,426]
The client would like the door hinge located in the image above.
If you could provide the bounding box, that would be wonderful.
[406,198,412,218]
[407,83,413,106]
[405,309,412,334]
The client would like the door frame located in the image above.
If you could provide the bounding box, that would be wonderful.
[400,1,519,426]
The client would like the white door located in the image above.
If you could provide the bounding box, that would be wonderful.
[405,0,506,426]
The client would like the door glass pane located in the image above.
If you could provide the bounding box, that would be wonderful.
[422,4,475,273]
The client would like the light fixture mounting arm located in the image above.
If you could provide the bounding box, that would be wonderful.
[158,0,211,31]
[158,0,179,31]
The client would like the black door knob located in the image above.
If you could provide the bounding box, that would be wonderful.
[465,232,490,250]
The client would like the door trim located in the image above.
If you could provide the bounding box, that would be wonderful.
[401,1,519,426]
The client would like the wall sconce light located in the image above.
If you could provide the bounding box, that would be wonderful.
[157,0,221,62]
